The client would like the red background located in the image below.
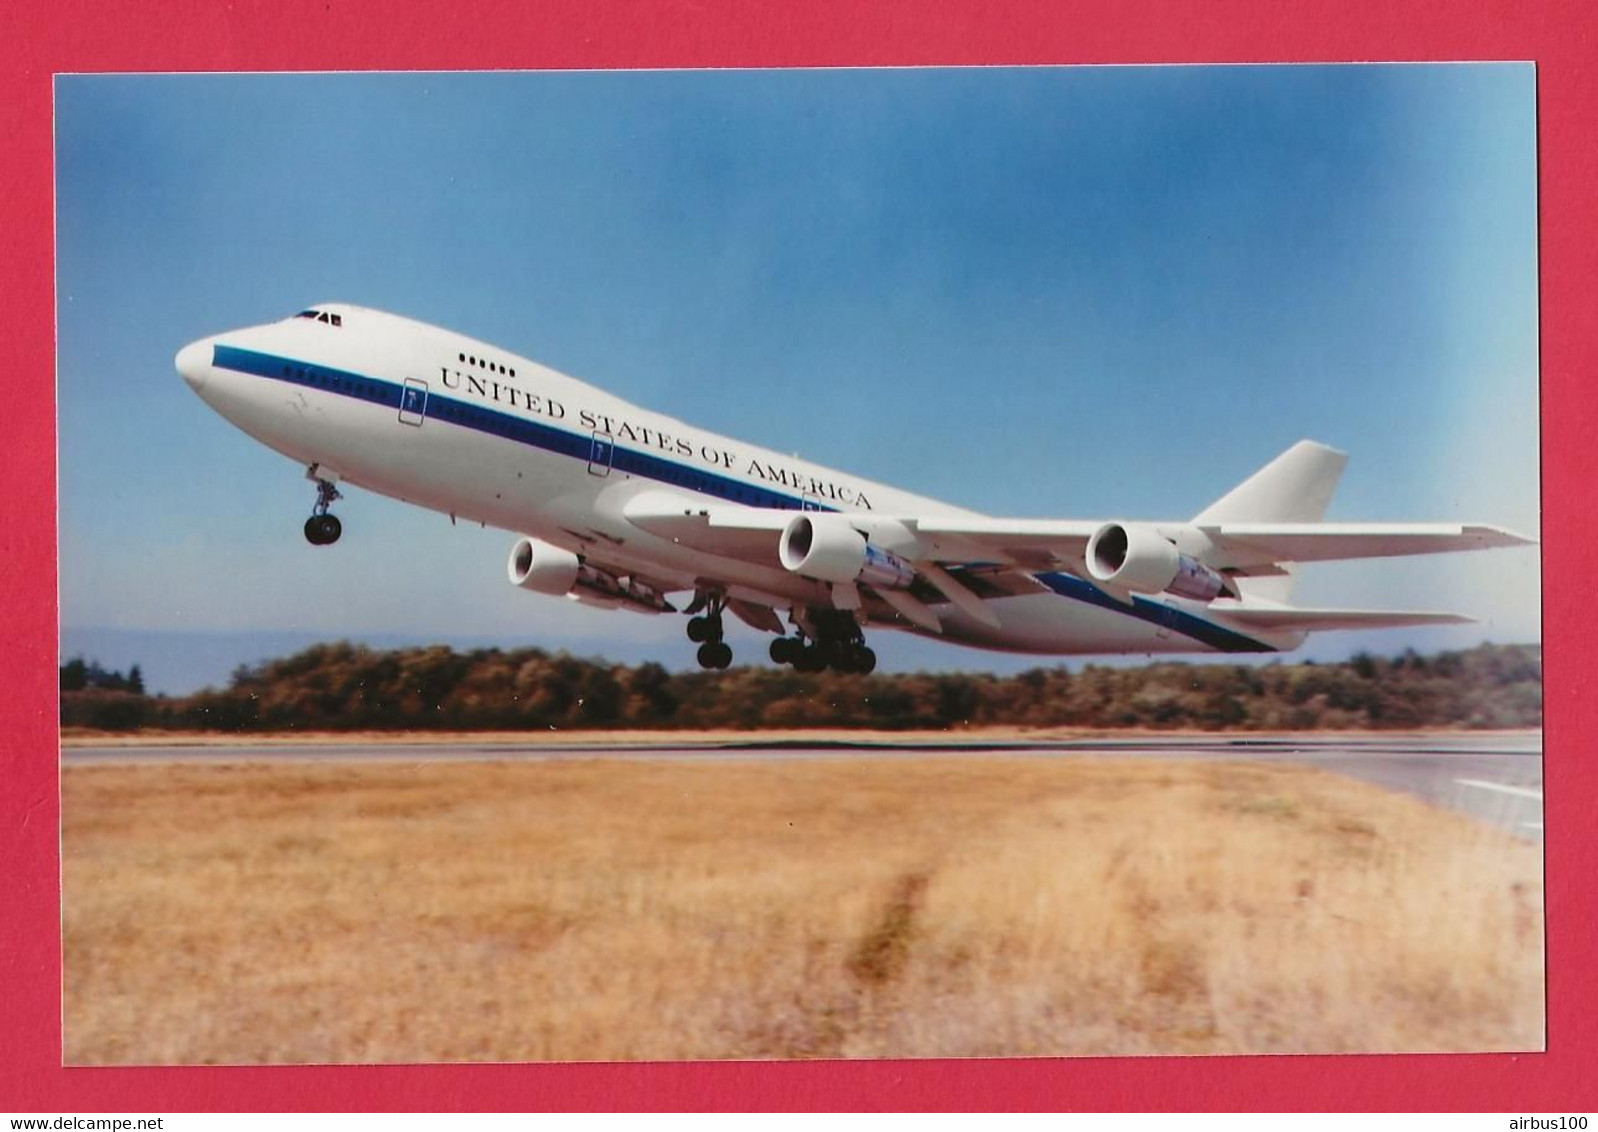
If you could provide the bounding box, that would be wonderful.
[2,0,1587,1112]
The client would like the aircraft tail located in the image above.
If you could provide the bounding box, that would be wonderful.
[1193,440,1347,603]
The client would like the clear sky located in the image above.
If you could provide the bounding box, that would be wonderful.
[55,65,1540,693]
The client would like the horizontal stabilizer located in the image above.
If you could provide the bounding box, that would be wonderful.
[1212,605,1476,632]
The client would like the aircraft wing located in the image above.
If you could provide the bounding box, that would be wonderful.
[609,444,1533,640]
[901,517,1102,571]
[623,494,1101,571]
[903,518,1536,570]
[1196,522,1535,569]
[621,492,792,560]
[624,494,1534,575]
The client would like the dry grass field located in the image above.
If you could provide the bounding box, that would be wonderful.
[62,756,1544,1063]
[59,725,1519,747]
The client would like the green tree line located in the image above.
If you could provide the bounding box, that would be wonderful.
[59,642,1541,733]
[59,657,145,695]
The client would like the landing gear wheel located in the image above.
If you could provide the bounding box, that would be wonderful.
[697,641,733,670]
[687,616,713,643]
[303,514,342,545]
[786,608,874,673]
[305,473,344,547]
[817,639,849,671]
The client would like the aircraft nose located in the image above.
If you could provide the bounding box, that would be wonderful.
[175,338,212,392]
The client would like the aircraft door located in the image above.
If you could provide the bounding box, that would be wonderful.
[398,378,428,426]
[588,431,614,477]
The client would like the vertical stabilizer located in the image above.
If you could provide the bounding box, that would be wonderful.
[1194,439,1347,602]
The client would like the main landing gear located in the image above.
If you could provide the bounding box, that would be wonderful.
[768,610,877,674]
[685,595,733,670]
[303,475,343,546]
[682,599,876,674]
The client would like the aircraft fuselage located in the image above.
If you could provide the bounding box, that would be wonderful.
[175,303,1308,659]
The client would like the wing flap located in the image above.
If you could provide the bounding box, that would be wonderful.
[1212,605,1476,632]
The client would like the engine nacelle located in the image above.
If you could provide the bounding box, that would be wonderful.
[507,536,581,595]
[1085,522,1228,602]
[506,536,675,614]
[778,513,916,589]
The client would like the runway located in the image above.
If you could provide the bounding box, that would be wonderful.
[62,731,1543,841]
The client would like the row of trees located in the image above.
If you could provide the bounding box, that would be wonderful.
[59,657,145,695]
[59,641,1541,732]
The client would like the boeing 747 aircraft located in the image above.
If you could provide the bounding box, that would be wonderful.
[175,304,1534,673]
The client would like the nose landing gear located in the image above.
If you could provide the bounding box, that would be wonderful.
[303,474,343,546]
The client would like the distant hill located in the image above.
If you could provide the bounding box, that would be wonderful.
[60,642,1541,733]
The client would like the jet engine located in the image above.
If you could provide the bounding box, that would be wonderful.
[507,536,581,594]
[1085,522,1230,602]
[506,536,674,613]
[778,513,916,589]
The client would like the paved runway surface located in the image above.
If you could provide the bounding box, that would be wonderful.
[63,732,1543,841]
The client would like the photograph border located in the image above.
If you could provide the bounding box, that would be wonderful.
[6,0,1587,1111]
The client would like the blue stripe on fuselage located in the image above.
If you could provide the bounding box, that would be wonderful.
[1034,571,1274,653]
[211,344,828,511]
[211,343,1275,654]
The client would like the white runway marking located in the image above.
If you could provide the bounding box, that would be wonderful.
[1454,778,1542,801]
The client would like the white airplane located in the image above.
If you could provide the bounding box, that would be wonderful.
[175,303,1534,673]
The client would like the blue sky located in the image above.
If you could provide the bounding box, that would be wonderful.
[55,66,1540,693]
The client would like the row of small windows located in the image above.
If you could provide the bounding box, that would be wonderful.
[434,403,558,439]
[621,452,792,507]
[459,351,516,379]
[281,363,382,401]
[296,309,344,327]
[652,461,751,499]
[424,400,772,504]
[269,369,790,510]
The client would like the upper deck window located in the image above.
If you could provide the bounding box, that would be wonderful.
[455,349,516,378]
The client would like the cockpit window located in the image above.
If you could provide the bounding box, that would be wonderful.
[295,309,343,327]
